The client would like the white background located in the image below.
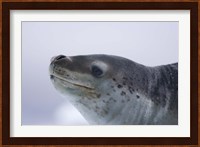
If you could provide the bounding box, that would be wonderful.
[22,21,178,125]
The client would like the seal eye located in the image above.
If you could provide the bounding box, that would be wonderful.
[91,65,103,78]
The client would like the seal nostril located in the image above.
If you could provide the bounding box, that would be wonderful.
[56,55,66,60]
[50,75,54,79]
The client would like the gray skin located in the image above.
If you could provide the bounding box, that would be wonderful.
[49,54,178,125]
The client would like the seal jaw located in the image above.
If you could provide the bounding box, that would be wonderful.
[50,74,94,90]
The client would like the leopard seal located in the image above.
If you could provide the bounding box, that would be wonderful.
[49,54,178,125]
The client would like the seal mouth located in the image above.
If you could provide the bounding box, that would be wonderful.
[50,74,94,90]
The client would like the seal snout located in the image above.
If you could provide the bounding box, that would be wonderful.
[51,55,66,62]
[51,55,72,62]
[55,55,66,60]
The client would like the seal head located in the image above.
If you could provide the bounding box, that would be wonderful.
[49,54,178,125]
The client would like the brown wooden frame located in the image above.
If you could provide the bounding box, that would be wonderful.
[2,2,198,145]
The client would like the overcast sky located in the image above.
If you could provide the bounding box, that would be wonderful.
[22,21,178,125]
